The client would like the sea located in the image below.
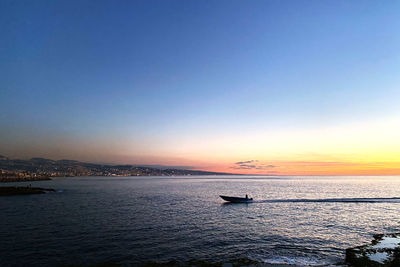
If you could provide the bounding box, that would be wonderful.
[1,175,400,266]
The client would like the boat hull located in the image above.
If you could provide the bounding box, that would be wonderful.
[220,195,253,203]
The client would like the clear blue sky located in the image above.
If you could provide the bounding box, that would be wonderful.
[1,1,400,170]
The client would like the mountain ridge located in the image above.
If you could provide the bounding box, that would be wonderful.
[0,155,237,182]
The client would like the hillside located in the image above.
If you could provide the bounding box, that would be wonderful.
[0,155,235,182]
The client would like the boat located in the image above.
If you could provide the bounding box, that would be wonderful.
[220,195,253,203]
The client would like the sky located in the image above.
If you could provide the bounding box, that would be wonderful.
[1,0,400,175]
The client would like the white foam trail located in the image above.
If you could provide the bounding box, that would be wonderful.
[253,197,400,203]
[252,255,333,266]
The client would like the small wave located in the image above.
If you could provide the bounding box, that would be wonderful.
[253,255,332,266]
[255,197,400,203]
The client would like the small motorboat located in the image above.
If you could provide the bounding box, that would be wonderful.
[220,195,253,203]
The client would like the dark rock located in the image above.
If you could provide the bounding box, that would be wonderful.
[346,233,400,266]
[0,186,56,196]
[0,176,52,183]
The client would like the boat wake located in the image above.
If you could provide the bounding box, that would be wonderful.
[254,197,400,203]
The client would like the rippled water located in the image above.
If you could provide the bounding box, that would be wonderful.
[1,176,400,266]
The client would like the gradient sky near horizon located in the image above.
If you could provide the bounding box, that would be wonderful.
[1,0,400,175]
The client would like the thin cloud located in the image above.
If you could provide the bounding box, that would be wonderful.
[231,160,276,170]
[235,160,258,165]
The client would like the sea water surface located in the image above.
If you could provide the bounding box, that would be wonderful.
[1,176,400,266]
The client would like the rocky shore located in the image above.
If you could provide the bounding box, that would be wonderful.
[0,186,56,196]
[346,233,400,266]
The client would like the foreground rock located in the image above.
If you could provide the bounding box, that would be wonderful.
[0,186,56,196]
[346,233,400,266]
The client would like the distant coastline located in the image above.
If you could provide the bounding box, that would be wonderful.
[0,176,52,183]
[0,155,237,182]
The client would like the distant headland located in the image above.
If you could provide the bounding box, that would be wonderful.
[0,155,236,182]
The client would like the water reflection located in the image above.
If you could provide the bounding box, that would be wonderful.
[1,176,400,266]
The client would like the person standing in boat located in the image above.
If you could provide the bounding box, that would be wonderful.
[245,194,248,200]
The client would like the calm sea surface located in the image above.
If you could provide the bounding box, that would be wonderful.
[2,176,400,266]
